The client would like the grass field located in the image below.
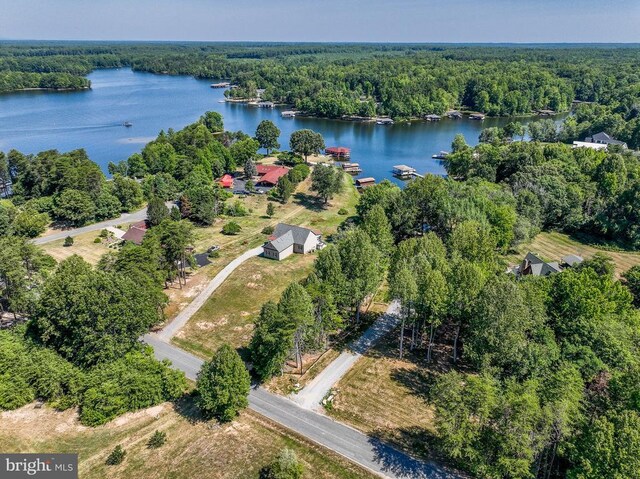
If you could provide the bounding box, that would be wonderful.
[507,231,640,276]
[327,336,439,461]
[41,229,119,265]
[0,402,375,479]
[171,174,359,358]
[173,254,316,358]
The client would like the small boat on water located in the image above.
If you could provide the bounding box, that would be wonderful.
[432,151,450,160]
[123,122,133,127]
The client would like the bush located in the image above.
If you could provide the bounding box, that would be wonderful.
[222,222,241,235]
[105,445,126,465]
[99,229,109,238]
[93,237,102,244]
[63,236,74,247]
[260,449,304,479]
[262,225,275,235]
[338,208,348,215]
[288,164,311,184]
[79,349,187,426]
[225,200,248,217]
[147,430,167,449]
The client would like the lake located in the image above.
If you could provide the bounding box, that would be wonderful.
[0,68,557,185]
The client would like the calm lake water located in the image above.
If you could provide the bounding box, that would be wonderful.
[0,68,558,185]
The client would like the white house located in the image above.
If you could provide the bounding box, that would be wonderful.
[263,224,323,261]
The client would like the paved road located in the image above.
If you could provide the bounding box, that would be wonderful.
[292,301,401,410]
[157,245,264,340]
[143,334,461,479]
[32,207,148,245]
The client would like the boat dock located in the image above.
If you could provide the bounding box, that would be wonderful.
[281,110,297,118]
[393,165,423,179]
[211,82,231,88]
[355,177,376,189]
[342,162,362,174]
[432,151,449,160]
[376,117,394,125]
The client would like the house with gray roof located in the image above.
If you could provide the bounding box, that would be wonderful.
[263,223,323,260]
[585,132,628,149]
[518,252,562,277]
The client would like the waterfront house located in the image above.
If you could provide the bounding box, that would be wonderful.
[584,132,627,149]
[256,164,290,186]
[263,223,323,261]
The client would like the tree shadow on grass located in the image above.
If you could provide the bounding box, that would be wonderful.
[292,192,326,212]
[172,394,207,425]
[389,366,436,404]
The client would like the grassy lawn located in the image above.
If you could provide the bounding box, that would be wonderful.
[41,229,120,265]
[506,231,640,276]
[0,402,375,479]
[173,254,316,359]
[171,174,358,358]
[327,336,439,461]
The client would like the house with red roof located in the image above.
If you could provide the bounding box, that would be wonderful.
[255,165,290,186]
[219,174,234,188]
[122,220,148,245]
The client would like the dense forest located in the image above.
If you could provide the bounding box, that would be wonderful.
[2,42,640,147]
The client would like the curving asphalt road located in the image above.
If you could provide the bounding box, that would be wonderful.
[32,207,148,245]
[143,334,463,479]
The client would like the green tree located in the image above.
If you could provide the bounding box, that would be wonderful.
[222,221,241,235]
[361,204,394,258]
[337,229,384,322]
[266,202,276,218]
[310,165,343,204]
[31,256,162,366]
[94,190,122,221]
[147,430,167,449]
[244,159,258,179]
[255,120,281,154]
[146,196,169,227]
[623,265,640,307]
[106,445,126,466]
[289,129,325,163]
[569,411,640,479]
[199,111,224,133]
[110,174,144,211]
[278,283,314,372]
[230,138,260,167]
[390,265,417,358]
[196,344,250,422]
[274,175,294,203]
[53,189,96,226]
[12,210,49,238]
[250,302,291,380]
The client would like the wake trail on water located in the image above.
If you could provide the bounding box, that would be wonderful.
[2,123,125,134]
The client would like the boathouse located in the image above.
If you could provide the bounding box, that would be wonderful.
[469,113,486,120]
[325,147,351,159]
[392,165,416,178]
[342,163,362,174]
[355,177,376,188]
[425,114,441,121]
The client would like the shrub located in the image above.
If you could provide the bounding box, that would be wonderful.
[63,236,74,247]
[338,208,348,215]
[288,164,311,184]
[93,237,102,244]
[105,445,126,465]
[222,222,241,235]
[99,229,109,238]
[147,430,167,449]
[266,202,276,218]
[260,449,304,479]
[225,200,248,217]
[262,225,275,235]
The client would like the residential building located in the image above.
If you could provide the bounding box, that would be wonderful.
[263,223,323,261]
[585,132,628,149]
[122,220,148,245]
[255,165,290,186]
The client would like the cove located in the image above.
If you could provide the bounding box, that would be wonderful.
[0,68,561,185]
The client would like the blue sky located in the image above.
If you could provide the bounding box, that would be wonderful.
[1,0,639,43]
